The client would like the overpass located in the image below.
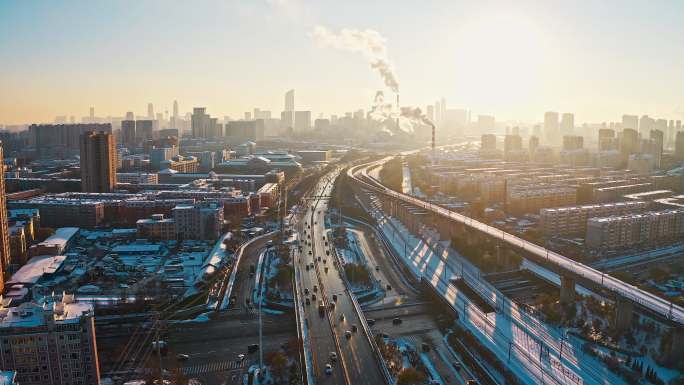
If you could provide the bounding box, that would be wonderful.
[348,158,684,331]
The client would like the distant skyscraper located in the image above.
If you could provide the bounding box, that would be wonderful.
[285,89,295,112]
[598,128,616,151]
[147,103,154,119]
[294,111,312,132]
[621,114,638,131]
[244,112,252,120]
[80,131,116,193]
[173,100,179,118]
[562,135,583,151]
[0,142,8,292]
[89,107,95,121]
[135,120,154,141]
[675,131,684,161]
[544,111,559,144]
[121,120,136,150]
[192,107,212,138]
[560,113,574,136]
[620,128,640,161]
[480,134,496,152]
[649,129,664,168]
[529,136,539,154]
[639,115,655,136]
[125,111,134,120]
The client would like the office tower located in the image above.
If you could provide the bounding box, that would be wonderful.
[544,111,559,144]
[675,131,684,161]
[639,115,655,136]
[621,114,638,131]
[560,113,574,136]
[649,129,664,168]
[121,120,136,149]
[285,89,295,112]
[562,135,584,151]
[89,107,95,121]
[225,120,264,143]
[480,134,496,151]
[209,117,222,137]
[314,118,331,131]
[677,120,682,131]
[192,107,212,138]
[147,103,154,119]
[426,105,434,122]
[135,120,154,141]
[529,136,539,154]
[173,100,179,118]
[598,128,616,151]
[29,123,112,158]
[253,108,272,120]
[125,111,134,120]
[477,115,495,133]
[620,128,640,160]
[80,131,116,193]
[0,295,101,385]
[0,143,8,291]
[504,134,522,154]
[294,111,312,132]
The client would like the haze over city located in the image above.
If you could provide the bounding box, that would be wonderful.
[1,2,684,385]
[2,0,684,125]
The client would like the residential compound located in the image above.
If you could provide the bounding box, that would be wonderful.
[586,209,684,250]
[0,294,100,385]
[540,201,649,236]
[136,201,224,240]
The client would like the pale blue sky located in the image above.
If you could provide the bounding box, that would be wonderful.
[1,0,683,124]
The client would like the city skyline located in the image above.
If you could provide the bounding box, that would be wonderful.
[2,0,684,125]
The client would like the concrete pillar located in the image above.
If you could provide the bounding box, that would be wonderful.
[613,297,634,331]
[559,275,576,305]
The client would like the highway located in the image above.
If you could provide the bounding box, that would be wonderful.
[296,168,386,385]
[349,158,684,325]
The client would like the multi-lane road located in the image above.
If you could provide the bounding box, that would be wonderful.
[296,168,386,385]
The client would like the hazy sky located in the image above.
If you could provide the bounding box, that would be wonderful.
[2,0,683,125]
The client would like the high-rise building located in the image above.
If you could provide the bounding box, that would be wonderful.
[173,100,179,118]
[622,114,638,131]
[598,128,616,151]
[480,134,496,152]
[135,120,154,141]
[147,103,154,119]
[620,128,640,160]
[426,105,434,123]
[529,136,540,154]
[89,107,95,121]
[294,111,312,132]
[562,135,584,151]
[284,89,295,112]
[80,131,116,193]
[29,123,112,158]
[503,134,523,154]
[0,294,101,385]
[125,111,134,120]
[0,142,9,291]
[225,120,264,143]
[191,107,211,138]
[639,115,655,136]
[560,113,574,136]
[121,120,136,150]
[675,131,684,161]
[544,111,559,145]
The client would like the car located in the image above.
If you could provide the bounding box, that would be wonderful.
[452,362,462,371]
[339,314,345,322]
[386,284,392,291]
[238,354,246,362]
[317,256,321,261]
[366,319,375,326]
[375,266,380,271]
[324,267,329,273]
[325,364,333,375]
[313,285,318,292]
[311,294,316,301]
[351,324,358,332]
[421,343,431,352]
[344,331,352,339]
[330,352,337,361]
[248,344,259,353]
[305,298,311,305]
[332,294,338,302]
[304,288,309,295]
[392,317,402,325]
[308,250,312,255]
[326,250,330,256]
[329,302,335,310]
[306,265,310,271]
[466,381,478,385]
[323,259,327,264]
[176,353,190,361]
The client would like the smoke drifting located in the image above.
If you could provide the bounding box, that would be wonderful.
[311,25,399,93]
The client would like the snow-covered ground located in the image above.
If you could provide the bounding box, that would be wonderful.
[365,198,629,385]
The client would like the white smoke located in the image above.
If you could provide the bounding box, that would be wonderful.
[311,25,399,93]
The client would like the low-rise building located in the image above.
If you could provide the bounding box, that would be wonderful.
[29,227,79,257]
[506,186,576,216]
[116,172,158,184]
[136,213,176,240]
[8,199,103,228]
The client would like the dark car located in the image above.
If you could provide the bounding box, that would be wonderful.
[392,317,402,325]
[366,319,375,326]
[248,344,259,354]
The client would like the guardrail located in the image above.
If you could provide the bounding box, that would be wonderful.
[215,231,278,312]
[292,245,314,385]
[330,239,393,385]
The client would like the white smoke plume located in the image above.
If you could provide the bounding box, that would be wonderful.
[311,25,399,93]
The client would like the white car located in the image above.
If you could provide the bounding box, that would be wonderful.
[325,364,333,374]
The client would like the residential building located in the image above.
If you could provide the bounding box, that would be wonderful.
[506,186,576,216]
[586,209,684,249]
[540,200,648,236]
[0,294,101,385]
[80,131,116,193]
[173,202,224,240]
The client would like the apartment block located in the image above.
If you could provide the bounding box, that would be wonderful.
[586,209,684,249]
[540,200,649,237]
[506,186,577,216]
